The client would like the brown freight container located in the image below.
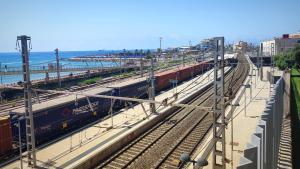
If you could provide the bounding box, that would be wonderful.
[193,61,209,75]
[155,69,179,91]
[155,61,210,92]
[193,62,204,75]
[0,116,13,155]
[178,65,194,82]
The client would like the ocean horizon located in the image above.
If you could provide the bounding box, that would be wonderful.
[0,50,124,84]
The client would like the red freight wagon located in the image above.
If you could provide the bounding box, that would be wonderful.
[178,65,194,82]
[155,69,179,92]
[193,61,209,75]
[0,116,13,155]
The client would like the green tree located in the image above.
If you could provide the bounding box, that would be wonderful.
[146,50,152,59]
[275,45,300,70]
[295,50,300,68]
[157,48,162,54]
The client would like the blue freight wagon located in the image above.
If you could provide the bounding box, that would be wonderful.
[10,87,113,145]
[9,76,150,145]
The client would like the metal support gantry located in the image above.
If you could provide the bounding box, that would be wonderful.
[17,35,37,167]
[212,37,226,169]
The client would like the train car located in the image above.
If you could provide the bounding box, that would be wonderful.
[193,61,210,75]
[10,87,113,145]
[108,76,149,109]
[178,65,195,82]
[0,116,13,156]
[155,69,179,92]
[155,61,212,92]
[8,60,215,146]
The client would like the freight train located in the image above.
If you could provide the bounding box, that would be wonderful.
[0,60,218,157]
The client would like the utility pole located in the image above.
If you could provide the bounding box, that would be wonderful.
[149,55,156,114]
[270,43,275,92]
[140,58,144,77]
[55,48,61,88]
[17,35,37,167]
[212,37,225,169]
[0,62,2,84]
[260,43,263,80]
[120,53,122,74]
[159,37,162,57]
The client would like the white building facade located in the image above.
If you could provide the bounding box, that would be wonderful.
[261,33,300,56]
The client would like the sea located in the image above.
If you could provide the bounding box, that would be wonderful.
[0,50,122,84]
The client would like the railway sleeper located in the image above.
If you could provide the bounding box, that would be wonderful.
[134,143,148,149]
[126,149,141,155]
[122,151,137,158]
[128,146,142,153]
[146,135,160,140]
[118,153,137,161]
[137,140,151,145]
[102,165,117,169]
[162,160,181,169]
[112,158,129,165]
[184,140,198,145]
[177,145,192,151]
[106,161,124,168]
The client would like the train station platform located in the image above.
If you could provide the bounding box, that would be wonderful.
[190,59,283,168]
[2,66,231,169]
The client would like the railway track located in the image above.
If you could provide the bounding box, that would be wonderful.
[157,57,248,169]
[96,55,249,169]
[0,71,143,116]
[0,61,198,116]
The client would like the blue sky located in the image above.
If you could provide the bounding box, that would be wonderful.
[0,0,299,52]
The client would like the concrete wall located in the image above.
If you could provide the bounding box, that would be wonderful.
[237,72,293,169]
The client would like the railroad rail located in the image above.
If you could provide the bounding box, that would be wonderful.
[0,65,141,76]
[0,61,194,116]
[0,74,138,116]
[95,55,249,169]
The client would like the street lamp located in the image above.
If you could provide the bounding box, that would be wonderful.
[179,153,208,168]
[12,115,25,169]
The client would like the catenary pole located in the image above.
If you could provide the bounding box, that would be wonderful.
[17,35,37,167]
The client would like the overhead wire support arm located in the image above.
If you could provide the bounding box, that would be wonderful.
[4,86,212,111]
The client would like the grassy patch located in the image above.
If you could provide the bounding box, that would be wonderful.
[291,69,300,118]
[291,68,300,168]
[79,76,102,85]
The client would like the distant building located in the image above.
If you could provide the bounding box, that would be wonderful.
[200,38,216,51]
[233,41,248,52]
[261,33,300,56]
